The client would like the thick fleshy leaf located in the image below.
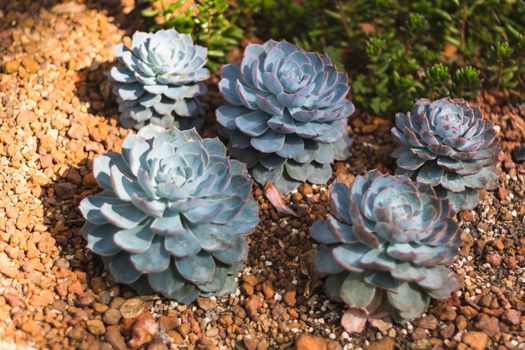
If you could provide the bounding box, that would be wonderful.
[315,246,345,275]
[364,271,401,292]
[310,220,338,244]
[108,252,142,284]
[197,265,227,294]
[250,129,285,153]
[212,237,248,264]
[130,235,170,273]
[147,262,186,297]
[387,282,428,321]
[150,211,185,235]
[324,272,347,302]
[164,229,201,258]
[175,251,216,284]
[79,194,125,225]
[332,244,368,273]
[100,203,148,229]
[85,224,121,256]
[340,273,377,308]
[113,223,154,253]
[359,248,396,271]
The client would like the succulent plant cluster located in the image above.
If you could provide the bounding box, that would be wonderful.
[311,170,461,322]
[216,39,355,192]
[110,30,210,130]
[391,98,501,212]
[79,127,259,302]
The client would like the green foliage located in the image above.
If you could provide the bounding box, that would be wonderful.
[422,64,482,100]
[243,0,525,116]
[141,0,244,71]
[453,66,483,100]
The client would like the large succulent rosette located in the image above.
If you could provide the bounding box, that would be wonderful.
[216,39,355,192]
[391,98,501,212]
[109,30,210,130]
[311,170,461,322]
[79,127,259,303]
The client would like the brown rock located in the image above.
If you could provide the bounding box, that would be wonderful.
[86,319,106,335]
[463,331,489,350]
[411,327,427,340]
[67,124,89,139]
[21,57,40,73]
[106,326,127,350]
[414,315,438,330]
[487,252,503,266]
[51,1,86,13]
[54,182,76,200]
[30,289,54,307]
[243,336,258,350]
[4,292,20,307]
[93,302,109,313]
[218,313,233,326]
[440,323,455,339]
[147,339,168,350]
[167,330,184,344]
[501,309,520,325]
[245,295,264,317]
[3,60,19,74]
[459,305,478,319]
[0,252,18,278]
[474,317,500,338]
[284,290,297,307]
[456,315,468,330]
[242,274,259,286]
[196,297,217,311]
[103,308,121,325]
[365,337,395,350]
[159,315,178,331]
[295,335,342,350]
[119,298,145,319]
[433,304,457,321]
[459,210,475,222]
[261,280,275,299]
[240,283,254,296]
[129,313,158,348]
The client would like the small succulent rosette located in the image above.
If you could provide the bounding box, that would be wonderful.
[311,170,461,322]
[391,98,501,212]
[216,39,355,192]
[79,127,259,303]
[109,30,210,130]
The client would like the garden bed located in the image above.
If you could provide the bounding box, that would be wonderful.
[0,1,524,350]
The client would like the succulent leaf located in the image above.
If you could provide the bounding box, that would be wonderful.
[79,127,259,303]
[109,30,210,130]
[217,40,355,192]
[310,171,461,322]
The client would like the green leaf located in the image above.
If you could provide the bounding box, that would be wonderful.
[141,8,159,17]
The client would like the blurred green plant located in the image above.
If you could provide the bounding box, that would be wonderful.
[241,0,524,116]
[422,64,482,100]
[141,0,244,71]
[140,0,525,115]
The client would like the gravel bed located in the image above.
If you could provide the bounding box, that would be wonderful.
[0,1,524,349]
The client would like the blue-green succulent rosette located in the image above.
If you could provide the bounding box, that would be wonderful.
[216,39,355,192]
[109,29,210,130]
[392,98,501,212]
[79,126,259,303]
[311,170,461,322]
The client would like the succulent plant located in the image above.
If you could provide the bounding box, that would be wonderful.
[79,126,259,303]
[391,98,501,212]
[109,30,210,130]
[216,39,355,192]
[311,170,461,322]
